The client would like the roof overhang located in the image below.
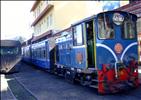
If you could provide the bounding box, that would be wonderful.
[31,30,52,43]
[115,1,141,18]
[30,1,40,12]
[1,40,21,47]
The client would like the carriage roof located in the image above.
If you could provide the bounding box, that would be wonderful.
[1,40,21,47]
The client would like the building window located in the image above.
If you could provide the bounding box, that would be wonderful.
[45,0,48,4]
[37,6,41,17]
[37,24,41,34]
[35,10,37,18]
[34,12,36,18]
[47,17,49,28]
[44,19,46,23]
[39,24,41,33]
[50,14,53,26]
[48,15,51,27]
[46,14,53,28]
[40,1,43,7]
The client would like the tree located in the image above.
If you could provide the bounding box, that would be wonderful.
[13,36,26,43]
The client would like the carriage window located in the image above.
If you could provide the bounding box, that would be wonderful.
[0,47,19,55]
[62,44,65,49]
[98,14,114,39]
[122,18,136,39]
[39,48,41,58]
[41,48,43,59]
[37,49,39,58]
[43,49,46,58]
[34,49,36,58]
[41,48,45,59]
[73,24,83,46]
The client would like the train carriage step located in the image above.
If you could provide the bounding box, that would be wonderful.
[92,79,104,83]
[91,79,98,82]
[112,83,127,90]
[89,85,98,88]
[54,72,58,75]
[81,81,91,86]
[58,73,64,77]
[126,81,134,87]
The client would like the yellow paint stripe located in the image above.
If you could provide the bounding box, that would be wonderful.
[93,20,97,68]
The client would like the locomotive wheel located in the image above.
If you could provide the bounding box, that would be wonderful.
[80,76,86,86]
[65,71,75,84]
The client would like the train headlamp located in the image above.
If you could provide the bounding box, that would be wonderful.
[134,68,138,73]
[113,13,124,25]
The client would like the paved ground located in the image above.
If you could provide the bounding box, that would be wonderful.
[1,62,141,100]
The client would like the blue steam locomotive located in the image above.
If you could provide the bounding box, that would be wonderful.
[22,11,139,94]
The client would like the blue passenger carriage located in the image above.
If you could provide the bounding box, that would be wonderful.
[22,45,32,64]
[31,37,56,70]
[31,40,48,68]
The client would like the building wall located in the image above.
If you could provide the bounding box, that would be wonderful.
[52,1,87,30]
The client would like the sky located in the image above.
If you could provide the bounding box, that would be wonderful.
[1,1,34,40]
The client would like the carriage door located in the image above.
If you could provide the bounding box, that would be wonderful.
[85,20,95,68]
